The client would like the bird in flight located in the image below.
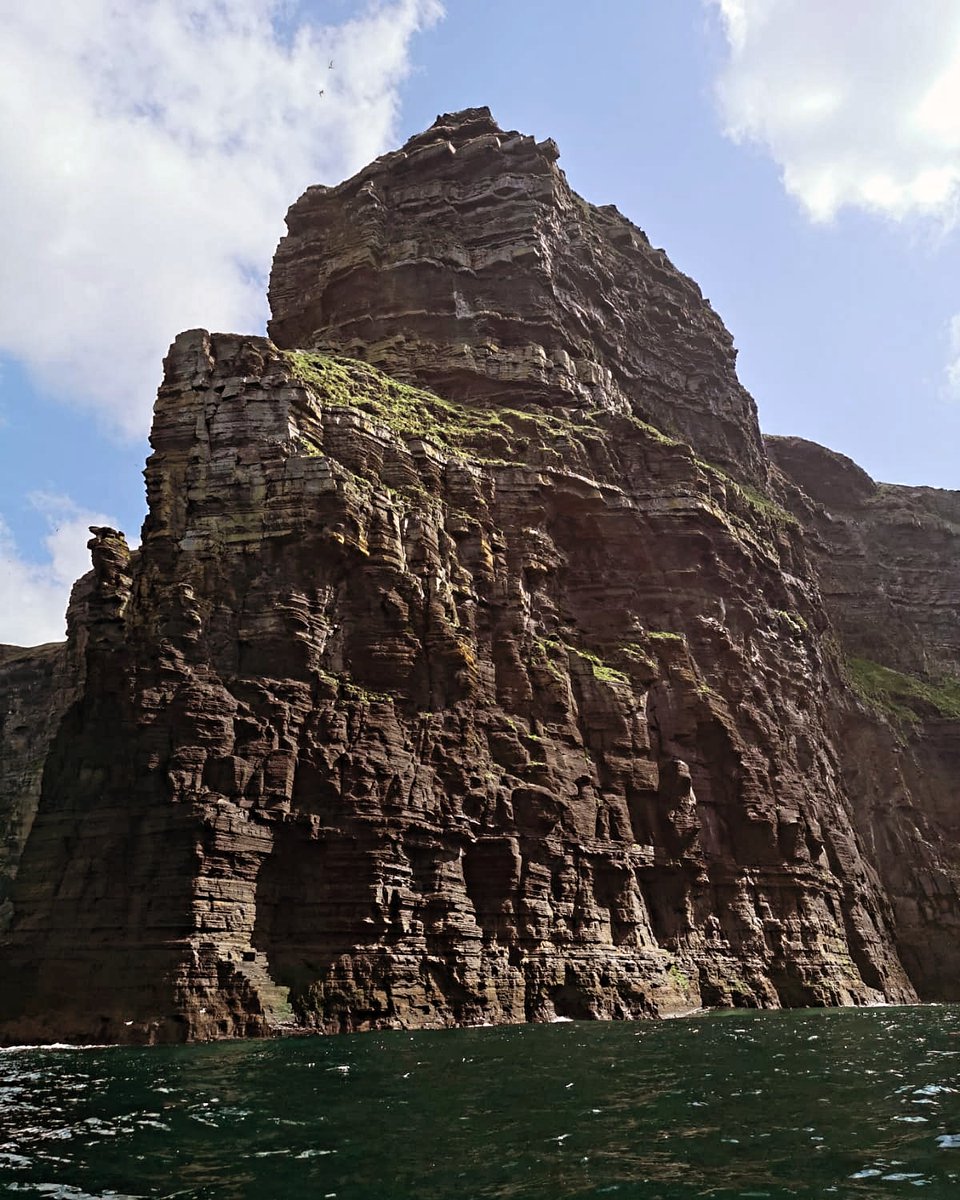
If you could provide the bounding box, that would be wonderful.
[329,59,334,70]
[318,88,325,97]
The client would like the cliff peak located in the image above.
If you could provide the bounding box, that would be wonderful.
[268,109,765,479]
[410,105,502,144]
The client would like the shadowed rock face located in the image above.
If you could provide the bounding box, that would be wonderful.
[767,436,960,1000]
[268,107,765,483]
[0,111,957,1044]
[0,643,78,934]
[767,436,960,677]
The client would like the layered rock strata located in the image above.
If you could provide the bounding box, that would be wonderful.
[0,642,77,933]
[0,109,956,1043]
[268,107,765,482]
[767,437,960,998]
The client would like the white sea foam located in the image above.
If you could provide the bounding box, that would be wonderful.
[0,1153,33,1170]
[0,1044,110,1054]
[2,1184,144,1198]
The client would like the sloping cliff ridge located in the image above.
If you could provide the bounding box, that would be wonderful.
[0,109,957,1044]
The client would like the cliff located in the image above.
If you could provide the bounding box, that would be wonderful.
[767,437,960,998]
[0,109,956,1044]
[0,642,77,933]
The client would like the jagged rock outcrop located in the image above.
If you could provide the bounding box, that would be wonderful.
[0,109,956,1043]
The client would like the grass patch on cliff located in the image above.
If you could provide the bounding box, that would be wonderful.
[316,667,393,705]
[618,642,657,668]
[694,457,798,529]
[775,609,809,638]
[534,634,633,687]
[573,647,631,686]
[848,657,960,724]
[285,349,689,476]
[529,636,568,684]
[736,482,798,527]
[286,350,511,452]
[668,963,692,993]
[285,349,596,463]
[616,410,684,448]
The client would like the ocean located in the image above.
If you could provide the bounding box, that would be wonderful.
[3,1005,960,1198]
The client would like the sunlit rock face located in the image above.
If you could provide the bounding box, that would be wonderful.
[268,107,766,483]
[1,110,958,1044]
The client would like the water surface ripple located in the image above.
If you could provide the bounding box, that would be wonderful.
[4,1005,960,1197]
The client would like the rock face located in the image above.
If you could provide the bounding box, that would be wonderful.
[0,643,77,933]
[0,109,957,1043]
[767,437,960,999]
[268,107,765,483]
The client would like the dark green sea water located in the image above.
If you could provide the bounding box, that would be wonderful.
[4,1006,960,1199]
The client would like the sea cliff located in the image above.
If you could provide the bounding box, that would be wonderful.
[1,109,957,1043]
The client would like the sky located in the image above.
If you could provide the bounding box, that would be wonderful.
[2,0,960,645]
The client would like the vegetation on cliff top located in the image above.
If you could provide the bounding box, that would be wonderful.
[288,349,705,471]
[286,350,513,452]
[285,349,799,556]
[285,349,602,464]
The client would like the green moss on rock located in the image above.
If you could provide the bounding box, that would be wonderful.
[848,657,960,725]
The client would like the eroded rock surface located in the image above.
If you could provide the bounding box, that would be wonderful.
[268,107,765,482]
[0,110,956,1043]
[0,642,77,933]
[768,436,960,999]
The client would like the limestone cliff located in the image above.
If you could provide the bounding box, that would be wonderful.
[0,109,956,1044]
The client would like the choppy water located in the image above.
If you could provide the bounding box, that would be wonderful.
[4,1006,960,1198]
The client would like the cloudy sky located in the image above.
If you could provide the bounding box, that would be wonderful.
[2,0,960,644]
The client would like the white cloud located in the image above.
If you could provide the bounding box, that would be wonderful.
[0,0,441,437]
[0,494,119,645]
[709,0,960,224]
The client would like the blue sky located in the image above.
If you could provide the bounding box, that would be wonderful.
[3,0,960,644]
